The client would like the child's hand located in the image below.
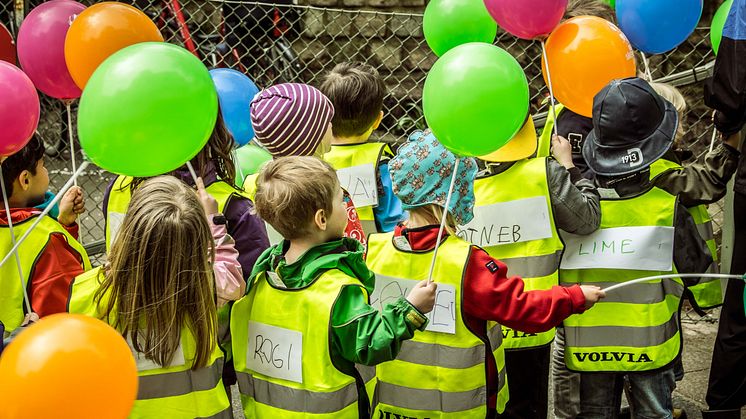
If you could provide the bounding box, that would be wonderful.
[551,135,575,170]
[580,285,606,310]
[195,177,218,216]
[406,280,438,314]
[21,312,39,327]
[58,186,85,226]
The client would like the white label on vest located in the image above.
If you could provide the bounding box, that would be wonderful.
[457,196,553,247]
[336,164,378,208]
[561,226,674,271]
[246,321,303,383]
[370,274,456,335]
[126,335,186,372]
[108,212,125,246]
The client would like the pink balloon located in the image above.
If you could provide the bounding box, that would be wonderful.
[17,0,86,99]
[0,62,40,156]
[484,0,568,40]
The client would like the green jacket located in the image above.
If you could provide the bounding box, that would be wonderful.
[248,238,428,368]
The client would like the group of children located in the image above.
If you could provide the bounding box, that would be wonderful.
[1,2,743,419]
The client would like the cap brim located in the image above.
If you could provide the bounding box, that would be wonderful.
[582,101,678,176]
[480,118,537,163]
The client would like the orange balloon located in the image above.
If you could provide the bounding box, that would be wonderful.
[542,16,636,118]
[0,314,138,419]
[64,2,163,89]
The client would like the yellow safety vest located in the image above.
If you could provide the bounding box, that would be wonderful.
[0,214,91,332]
[68,267,231,418]
[464,157,562,350]
[366,233,509,417]
[650,159,723,309]
[560,187,686,372]
[231,269,364,418]
[105,175,253,251]
[537,104,566,158]
[324,143,393,236]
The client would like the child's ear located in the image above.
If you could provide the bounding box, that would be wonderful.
[314,209,328,231]
[18,170,31,191]
[372,111,384,130]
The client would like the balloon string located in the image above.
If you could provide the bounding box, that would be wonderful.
[0,161,89,270]
[0,163,32,315]
[641,53,653,82]
[233,149,245,187]
[541,40,560,140]
[186,161,199,184]
[602,273,744,293]
[66,100,78,187]
[709,127,718,153]
[426,158,460,284]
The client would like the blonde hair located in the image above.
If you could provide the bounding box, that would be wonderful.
[97,176,217,370]
[565,0,616,23]
[650,82,687,142]
[255,156,340,240]
[408,204,458,237]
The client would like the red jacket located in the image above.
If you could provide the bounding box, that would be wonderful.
[0,208,85,318]
[393,224,587,409]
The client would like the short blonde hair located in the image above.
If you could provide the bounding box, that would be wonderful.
[255,156,340,240]
[409,204,458,237]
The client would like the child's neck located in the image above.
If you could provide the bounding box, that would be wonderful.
[406,212,436,230]
[331,133,371,146]
[285,234,329,265]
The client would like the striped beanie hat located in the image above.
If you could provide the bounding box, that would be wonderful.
[250,83,335,157]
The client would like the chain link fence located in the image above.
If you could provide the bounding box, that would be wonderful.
[0,0,725,267]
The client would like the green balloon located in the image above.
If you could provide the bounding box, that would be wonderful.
[423,0,497,57]
[78,42,218,177]
[711,0,733,55]
[423,42,529,157]
[234,144,272,186]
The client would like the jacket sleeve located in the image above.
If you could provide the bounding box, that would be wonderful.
[673,203,714,279]
[29,233,87,317]
[373,162,406,233]
[209,216,245,307]
[463,248,587,333]
[546,158,601,235]
[330,285,427,366]
[224,197,270,280]
[654,144,741,207]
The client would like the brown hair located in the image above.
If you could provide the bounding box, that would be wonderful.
[254,156,339,240]
[129,109,236,191]
[565,0,616,23]
[320,62,386,138]
[97,176,217,370]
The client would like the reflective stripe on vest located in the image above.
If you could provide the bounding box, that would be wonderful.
[367,233,508,417]
[68,268,231,418]
[325,143,393,232]
[649,159,723,308]
[105,175,252,250]
[230,269,363,418]
[537,104,565,158]
[559,187,683,372]
[464,157,562,350]
[0,214,91,332]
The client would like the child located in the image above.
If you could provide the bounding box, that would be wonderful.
[230,156,436,418]
[68,176,234,418]
[102,110,269,280]
[468,117,600,419]
[320,62,406,235]
[365,132,605,419]
[562,77,715,418]
[0,135,91,335]
[244,82,369,247]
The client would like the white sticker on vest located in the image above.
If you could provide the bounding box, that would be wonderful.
[108,212,125,246]
[561,226,674,271]
[246,321,303,383]
[457,196,553,247]
[370,274,456,335]
[126,335,186,372]
[336,164,378,208]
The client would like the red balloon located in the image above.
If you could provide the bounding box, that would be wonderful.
[0,23,15,65]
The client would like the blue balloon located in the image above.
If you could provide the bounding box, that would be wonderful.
[209,68,260,147]
[616,0,702,54]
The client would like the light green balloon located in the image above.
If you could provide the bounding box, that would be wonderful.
[78,42,218,177]
[711,0,733,55]
[423,0,498,57]
[423,42,529,157]
[234,144,272,186]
